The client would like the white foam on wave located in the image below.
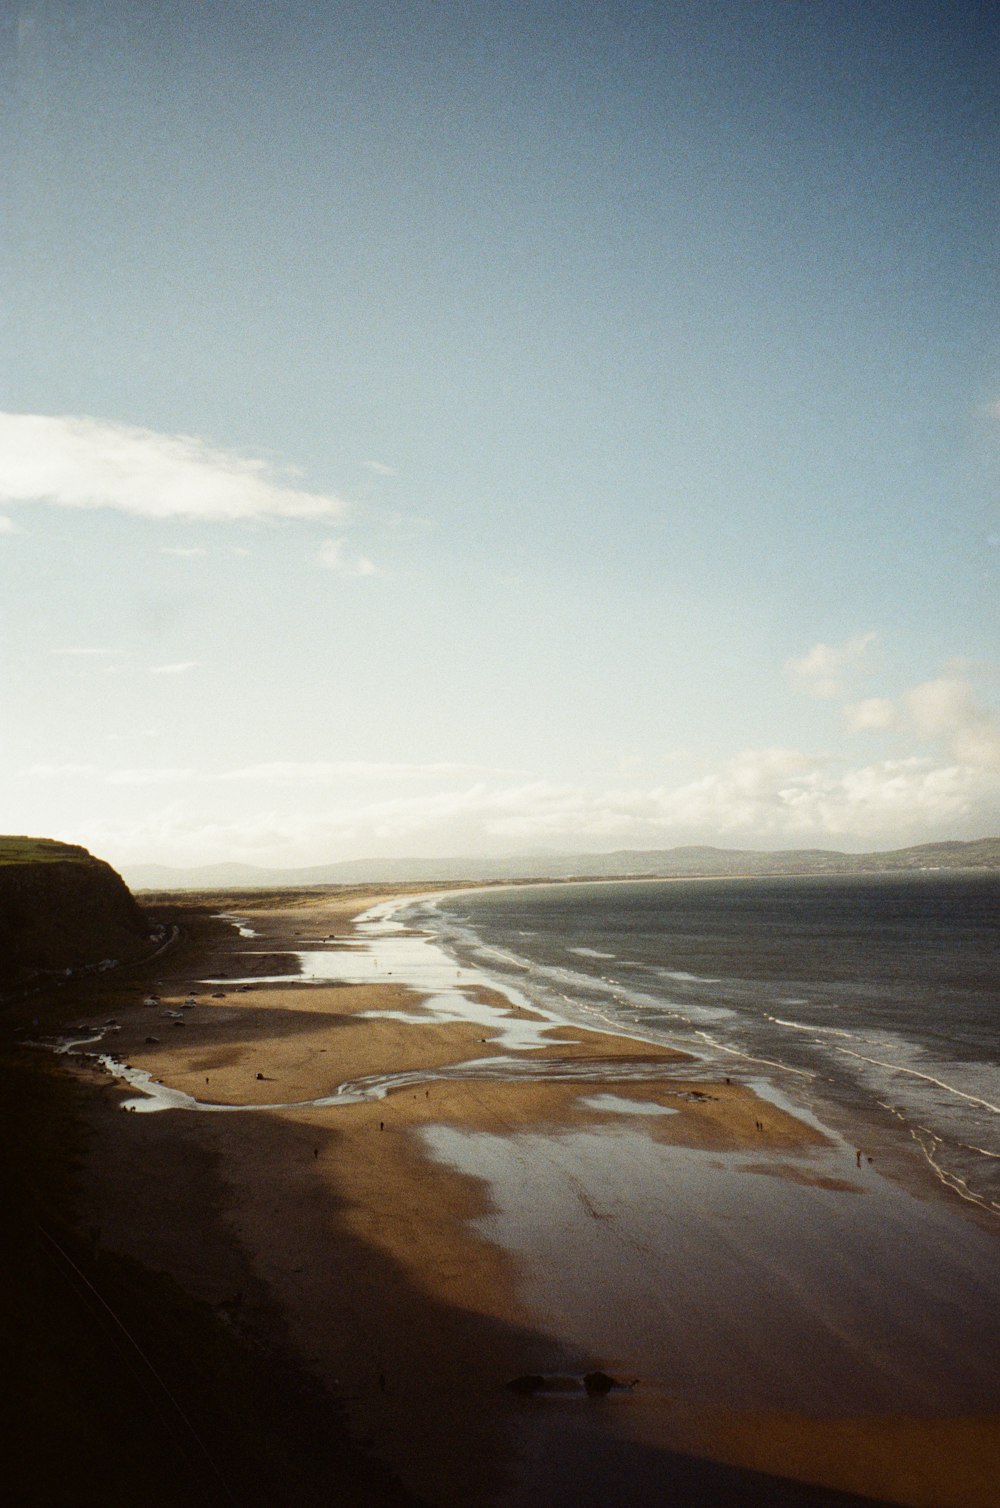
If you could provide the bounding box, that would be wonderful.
[767,1016,858,1040]
[909,1126,1000,1215]
[831,1045,1000,1116]
[657,968,722,985]
[693,1030,817,1079]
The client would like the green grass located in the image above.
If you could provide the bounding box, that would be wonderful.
[0,835,93,865]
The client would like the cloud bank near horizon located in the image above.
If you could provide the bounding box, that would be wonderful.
[12,637,999,868]
[40,713,1000,868]
[64,751,996,870]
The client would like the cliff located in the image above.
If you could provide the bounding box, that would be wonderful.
[0,837,152,985]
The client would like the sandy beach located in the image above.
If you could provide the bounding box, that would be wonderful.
[52,886,1000,1507]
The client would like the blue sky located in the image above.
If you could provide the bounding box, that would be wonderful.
[2,0,998,868]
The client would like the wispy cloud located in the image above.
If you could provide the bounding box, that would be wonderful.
[149,660,199,675]
[364,460,398,476]
[51,645,114,656]
[160,545,208,558]
[27,762,101,778]
[24,759,526,786]
[317,538,377,576]
[106,767,198,785]
[0,514,17,534]
[25,765,197,787]
[0,413,350,522]
[217,760,527,783]
[785,633,877,700]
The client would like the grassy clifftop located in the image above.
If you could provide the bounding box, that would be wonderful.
[0,837,97,866]
[0,836,151,985]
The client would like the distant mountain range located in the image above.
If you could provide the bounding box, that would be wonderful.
[123,837,1000,892]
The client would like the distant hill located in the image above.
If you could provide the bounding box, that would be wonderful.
[0,837,151,984]
[124,837,1000,892]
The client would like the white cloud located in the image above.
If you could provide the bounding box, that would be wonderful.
[0,514,16,533]
[909,679,1000,770]
[364,460,398,476]
[149,660,199,675]
[0,413,350,522]
[650,748,824,833]
[652,752,989,840]
[844,676,1000,771]
[317,537,377,576]
[161,546,208,558]
[786,633,877,700]
[844,697,896,731]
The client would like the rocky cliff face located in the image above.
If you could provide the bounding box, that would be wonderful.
[0,838,152,984]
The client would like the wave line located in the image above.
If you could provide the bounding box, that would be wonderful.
[831,1047,1000,1115]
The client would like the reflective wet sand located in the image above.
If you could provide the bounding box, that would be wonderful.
[60,888,1000,1508]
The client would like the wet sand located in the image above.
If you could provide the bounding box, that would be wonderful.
[64,887,1000,1507]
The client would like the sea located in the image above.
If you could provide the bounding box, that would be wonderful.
[401,872,1000,1219]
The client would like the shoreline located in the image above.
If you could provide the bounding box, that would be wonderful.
[45,885,1000,1506]
[405,878,1000,1228]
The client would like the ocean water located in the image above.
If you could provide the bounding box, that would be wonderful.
[409,873,1000,1218]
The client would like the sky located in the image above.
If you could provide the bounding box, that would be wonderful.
[2,0,998,871]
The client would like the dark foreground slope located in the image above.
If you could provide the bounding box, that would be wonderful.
[0,894,427,1507]
[0,836,152,984]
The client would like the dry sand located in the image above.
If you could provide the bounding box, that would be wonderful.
[67,887,1000,1507]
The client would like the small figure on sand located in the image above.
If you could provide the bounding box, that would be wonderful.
[856,1148,863,1168]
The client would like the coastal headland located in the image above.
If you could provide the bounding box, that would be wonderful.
[10,884,1000,1506]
